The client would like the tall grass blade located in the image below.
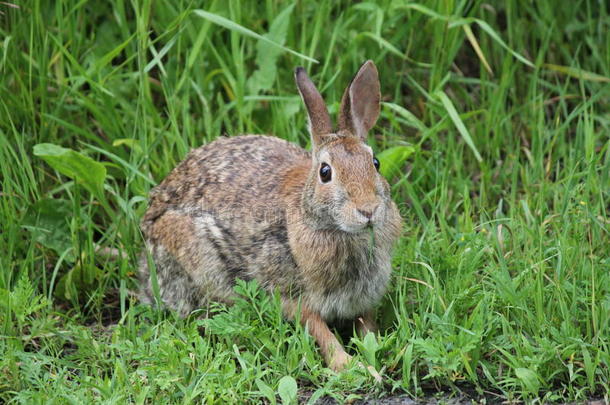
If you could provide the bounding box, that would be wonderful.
[463,24,493,75]
[435,90,482,162]
[193,9,317,63]
[544,64,610,83]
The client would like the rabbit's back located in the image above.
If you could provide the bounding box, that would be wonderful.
[142,135,308,223]
[139,135,309,315]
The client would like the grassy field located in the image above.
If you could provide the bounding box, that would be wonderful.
[1,0,609,403]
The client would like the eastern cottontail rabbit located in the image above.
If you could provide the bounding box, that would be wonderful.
[139,60,402,372]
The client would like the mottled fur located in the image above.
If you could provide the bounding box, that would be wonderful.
[139,61,402,371]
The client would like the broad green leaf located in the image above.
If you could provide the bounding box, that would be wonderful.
[353,2,381,12]
[23,198,74,262]
[544,64,610,83]
[193,9,316,63]
[255,378,276,405]
[362,331,380,367]
[377,145,415,180]
[54,264,103,301]
[435,90,482,162]
[581,346,595,389]
[401,343,414,387]
[34,143,106,197]
[277,375,297,405]
[248,3,295,94]
[112,138,143,153]
[515,367,540,394]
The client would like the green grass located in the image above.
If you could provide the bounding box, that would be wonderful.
[1,0,609,403]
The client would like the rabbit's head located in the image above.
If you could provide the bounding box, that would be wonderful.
[295,61,393,233]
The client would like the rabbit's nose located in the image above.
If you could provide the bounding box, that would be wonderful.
[357,204,379,220]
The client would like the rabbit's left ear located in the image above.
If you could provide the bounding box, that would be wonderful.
[295,67,332,147]
[338,60,381,142]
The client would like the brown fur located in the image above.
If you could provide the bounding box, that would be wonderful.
[138,61,402,372]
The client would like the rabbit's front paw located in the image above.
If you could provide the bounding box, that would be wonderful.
[329,350,353,372]
[360,363,383,383]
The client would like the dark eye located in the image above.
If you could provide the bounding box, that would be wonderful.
[373,156,380,171]
[319,163,332,183]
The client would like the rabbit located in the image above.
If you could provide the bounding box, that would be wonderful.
[138,60,402,373]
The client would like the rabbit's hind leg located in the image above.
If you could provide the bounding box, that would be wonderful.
[138,245,201,317]
[138,209,237,317]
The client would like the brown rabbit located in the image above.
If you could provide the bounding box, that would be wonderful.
[138,60,402,372]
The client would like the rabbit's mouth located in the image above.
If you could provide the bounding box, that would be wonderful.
[338,215,378,233]
[336,202,383,233]
[342,222,375,233]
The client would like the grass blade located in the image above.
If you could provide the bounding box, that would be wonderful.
[361,32,405,59]
[474,20,534,68]
[193,9,317,63]
[94,32,137,74]
[383,102,428,132]
[463,24,493,75]
[33,143,107,199]
[145,31,180,74]
[400,4,533,68]
[544,63,610,83]
[435,90,482,162]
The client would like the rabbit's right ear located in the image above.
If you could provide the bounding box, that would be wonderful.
[295,67,332,147]
[338,60,380,142]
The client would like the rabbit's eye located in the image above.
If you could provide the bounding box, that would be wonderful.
[319,163,332,183]
[373,157,380,171]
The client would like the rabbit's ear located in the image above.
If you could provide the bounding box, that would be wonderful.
[338,60,380,142]
[295,67,332,147]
